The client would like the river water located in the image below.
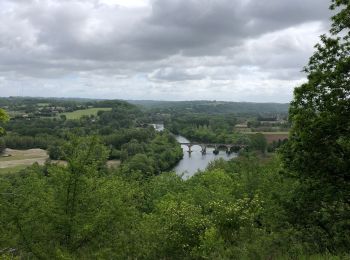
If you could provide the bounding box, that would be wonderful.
[151,123,237,178]
[173,135,237,179]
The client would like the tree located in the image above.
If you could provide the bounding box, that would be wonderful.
[0,108,9,136]
[0,109,9,154]
[249,133,267,153]
[0,138,5,155]
[282,0,349,184]
[281,0,350,252]
[1,136,140,258]
[123,153,155,179]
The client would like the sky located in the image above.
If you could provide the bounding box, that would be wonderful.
[0,0,332,102]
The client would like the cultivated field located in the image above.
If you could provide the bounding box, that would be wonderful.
[0,148,121,174]
[0,149,49,173]
[247,132,289,143]
[61,107,112,120]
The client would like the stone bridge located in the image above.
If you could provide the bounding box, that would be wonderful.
[179,142,247,155]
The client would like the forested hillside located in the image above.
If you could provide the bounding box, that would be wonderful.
[130,100,289,115]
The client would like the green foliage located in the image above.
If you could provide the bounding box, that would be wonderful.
[0,108,9,136]
[61,107,112,120]
[136,155,319,259]
[166,113,254,148]
[1,145,349,258]
[109,148,122,159]
[0,138,5,155]
[281,0,350,255]
[121,132,183,179]
[248,133,267,153]
[48,142,63,160]
[0,109,9,154]
[0,137,141,259]
[4,134,58,150]
[131,100,289,115]
[122,153,156,179]
[267,139,288,153]
[330,0,350,35]
[167,113,237,142]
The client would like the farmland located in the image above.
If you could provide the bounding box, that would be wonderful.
[0,149,48,168]
[61,107,112,120]
[0,148,121,172]
[246,131,289,143]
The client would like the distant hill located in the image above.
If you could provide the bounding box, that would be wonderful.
[128,100,290,115]
[0,98,290,116]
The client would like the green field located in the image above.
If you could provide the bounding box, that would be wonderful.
[37,103,50,107]
[0,149,48,162]
[0,149,48,172]
[0,165,27,175]
[61,108,112,120]
[0,153,41,162]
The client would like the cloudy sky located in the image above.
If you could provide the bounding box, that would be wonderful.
[0,0,332,102]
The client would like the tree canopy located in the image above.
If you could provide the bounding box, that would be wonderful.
[0,109,9,136]
[282,0,350,184]
[281,0,350,252]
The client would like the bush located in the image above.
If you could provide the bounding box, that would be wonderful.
[48,144,63,160]
[109,149,121,160]
[0,138,5,154]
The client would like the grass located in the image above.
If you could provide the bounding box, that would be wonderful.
[0,154,40,161]
[37,103,50,107]
[0,165,27,174]
[61,108,112,120]
[0,149,48,170]
[0,149,47,162]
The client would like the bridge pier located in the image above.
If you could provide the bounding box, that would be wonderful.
[213,145,219,155]
[200,145,207,155]
[186,144,193,154]
[179,142,247,155]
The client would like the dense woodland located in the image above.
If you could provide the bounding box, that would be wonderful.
[0,0,349,259]
[0,100,183,175]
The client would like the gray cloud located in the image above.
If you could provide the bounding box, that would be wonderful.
[149,67,205,82]
[0,0,332,102]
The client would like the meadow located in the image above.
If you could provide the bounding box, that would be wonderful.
[0,165,27,174]
[0,149,48,170]
[61,107,112,119]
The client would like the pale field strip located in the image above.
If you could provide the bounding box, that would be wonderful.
[0,148,120,170]
[0,149,48,168]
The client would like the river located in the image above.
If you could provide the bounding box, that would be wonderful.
[151,123,237,178]
[173,135,237,179]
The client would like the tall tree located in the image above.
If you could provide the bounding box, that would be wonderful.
[1,136,140,258]
[0,108,9,136]
[281,0,350,252]
[0,109,9,154]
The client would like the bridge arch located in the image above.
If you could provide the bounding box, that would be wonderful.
[179,142,247,155]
